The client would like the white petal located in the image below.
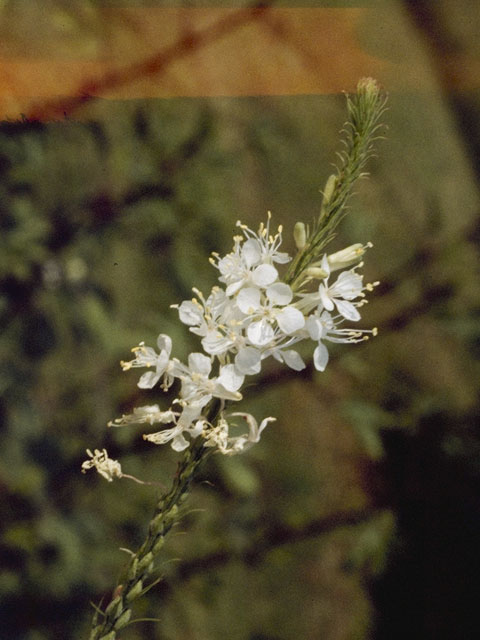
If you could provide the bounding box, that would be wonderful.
[218,254,239,277]
[155,349,170,374]
[319,284,334,311]
[225,280,244,296]
[247,319,275,346]
[189,420,205,438]
[235,347,262,375]
[334,299,361,322]
[282,349,306,371]
[241,239,262,268]
[313,343,329,371]
[272,251,291,264]
[266,282,293,306]
[218,364,244,392]
[230,413,276,444]
[137,371,160,389]
[144,426,179,445]
[156,333,172,355]
[177,404,203,429]
[255,417,276,442]
[213,384,243,402]
[331,270,363,299]
[276,307,305,334]
[305,315,323,341]
[252,263,278,287]
[201,331,232,356]
[321,254,331,278]
[206,287,227,312]
[236,287,261,314]
[178,301,203,326]
[188,352,212,375]
[171,434,190,451]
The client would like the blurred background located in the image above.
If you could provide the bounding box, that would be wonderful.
[1,1,480,638]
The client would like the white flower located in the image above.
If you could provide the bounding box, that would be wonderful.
[237,282,305,347]
[217,241,279,296]
[108,405,177,428]
[204,412,276,455]
[177,287,226,336]
[177,287,245,357]
[305,310,377,371]
[211,214,291,296]
[236,212,291,266]
[81,449,123,482]
[121,334,175,390]
[177,353,243,404]
[317,255,364,322]
[143,404,205,452]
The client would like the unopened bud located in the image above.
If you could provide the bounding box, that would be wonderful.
[293,222,306,250]
[320,174,337,218]
[357,77,380,100]
[327,242,371,271]
[126,579,143,602]
[305,267,328,280]
[114,607,132,630]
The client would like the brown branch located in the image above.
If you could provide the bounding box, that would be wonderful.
[27,2,275,121]
[152,507,380,601]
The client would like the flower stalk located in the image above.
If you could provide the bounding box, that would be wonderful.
[83,77,386,638]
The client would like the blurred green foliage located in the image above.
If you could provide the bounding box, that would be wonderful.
[1,2,480,640]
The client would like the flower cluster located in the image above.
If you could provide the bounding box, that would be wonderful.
[82,212,378,470]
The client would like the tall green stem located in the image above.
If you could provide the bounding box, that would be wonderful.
[89,441,211,640]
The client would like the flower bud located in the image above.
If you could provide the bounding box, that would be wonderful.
[327,243,371,271]
[137,551,154,572]
[114,608,132,630]
[357,77,380,100]
[327,242,368,271]
[126,580,143,602]
[320,174,337,218]
[293,222,306,250]
[305,267,328,280]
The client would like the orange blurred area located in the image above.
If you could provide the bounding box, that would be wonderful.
[0,7,394,121]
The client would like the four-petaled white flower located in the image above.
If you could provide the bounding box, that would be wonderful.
[121,334,175,390]
[317,255,364,322]
[237,282,305,347]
